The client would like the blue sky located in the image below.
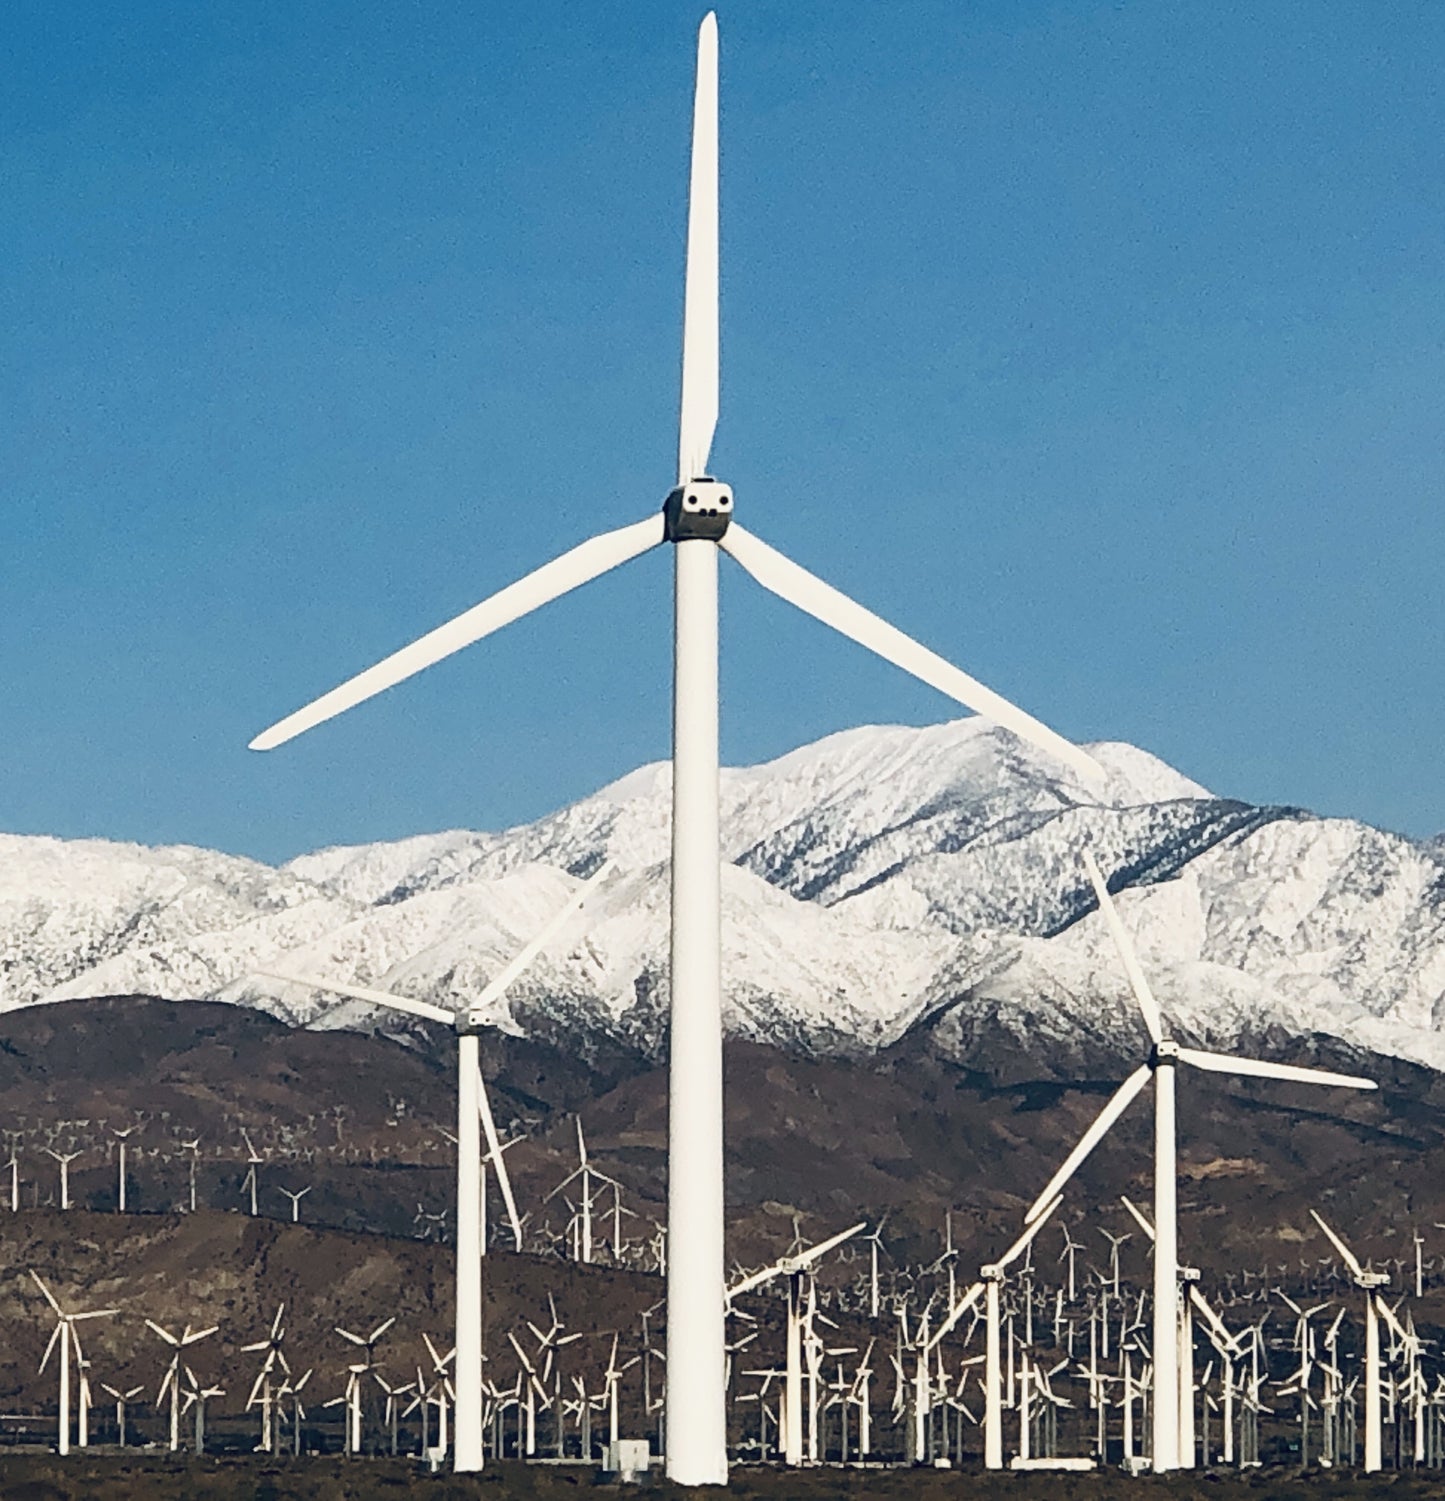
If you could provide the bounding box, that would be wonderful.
[4,1,1443,864]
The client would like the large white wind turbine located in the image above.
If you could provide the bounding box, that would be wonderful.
[1023,849,1376,1472]
[247,15,1102,1484]
[31,1272,117,1457]
[257,861,609,1474]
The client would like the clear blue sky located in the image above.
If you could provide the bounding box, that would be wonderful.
[4,1,1442,864]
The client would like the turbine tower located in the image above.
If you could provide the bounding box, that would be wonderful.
[1024,849,1376,1471]
[247,15,1103,1483]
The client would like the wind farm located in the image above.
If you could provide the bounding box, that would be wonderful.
[5,4,1445,1499]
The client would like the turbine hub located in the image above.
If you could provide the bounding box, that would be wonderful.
[1153,1038,1180,1065]
[663,477,733,541]
[457,1007,489,1036]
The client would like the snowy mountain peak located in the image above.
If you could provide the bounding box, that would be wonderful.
[2,720,1441,1075]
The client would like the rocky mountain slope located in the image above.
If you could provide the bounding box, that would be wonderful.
[2,719,1442,1072]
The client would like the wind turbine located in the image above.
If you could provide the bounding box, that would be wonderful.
[926,1197,1061,1471]
[258,861,608,1473]
[1310,1208,1403,1473]
[246,14,1103,1485]
[100,1382,144,1449]
[30,1272,117,1456]
[336,1317,396,1455]
[280,1185,311,1223]
[146,1318,219,1452]
[1024,849,1377,1471]
[180,1138,200,1213]
[726,1220,865,1466]
[45,1148,80,1211]
[112,1126,138,1212]
[242,1304,290,1453]
[240,1129,261,1216]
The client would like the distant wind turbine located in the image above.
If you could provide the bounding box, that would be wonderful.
[247,14,1103,1485]
[257,858,610,1473]
[1024,849,1377,1472]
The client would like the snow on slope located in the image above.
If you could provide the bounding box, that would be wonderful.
[2,720,1442,1070]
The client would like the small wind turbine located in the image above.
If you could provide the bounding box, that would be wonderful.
[240,1130,261,1216]
[146,1318,218,1452]
[180,1138,200,1213]
[336,1317,396,1454]
[112,1126,138,1212]
[31,1272,117,1456]
[7,1146,21,1212]
[100,1382,144,1448]
[280,1186,310,1223]
[246,14,1104,1485]
[258,860,609,1473]
[45,1148,81,1211]
[242,1304,290,1453]
[1310,1208,1404,1473]
[726,1220,865,1466]
[1024,848,1376,1472]
[925,1197,1061,1471]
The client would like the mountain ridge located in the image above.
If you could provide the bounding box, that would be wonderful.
[2,718,1442,1075]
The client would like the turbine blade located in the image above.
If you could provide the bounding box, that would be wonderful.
[253,970,453,1026]
[1178,1047,1377,1091]
[719,524,1105,790]
[28,1270,62,1316]
[1309,1209,1365,1281]
[250,515,665,750]
[677,12,719,484]
[927,1281,985,1352]
[1000,1195,1062,1268]
[472,859,614,1013]
[792,1221,868,1272]
[1081,850,1165,1046]
[1120,1195,1155,1241]
[477,1060,524,1254]
[1024,1065,1151,1222]
[39,1321,62,1375]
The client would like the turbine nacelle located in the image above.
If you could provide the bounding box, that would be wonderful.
[1152,1038,1181,1066]
[664,478,733,541]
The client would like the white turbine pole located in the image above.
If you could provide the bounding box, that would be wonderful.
[1153,1046,1179,1473]
[58,1319,71,1455]
[455,1027,483,1472]
[667,531,726,1483]
[1365,1291,1381,1471]
[984,1277,1002,1469]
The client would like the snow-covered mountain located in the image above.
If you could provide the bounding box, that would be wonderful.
[3,720,1443,1071]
